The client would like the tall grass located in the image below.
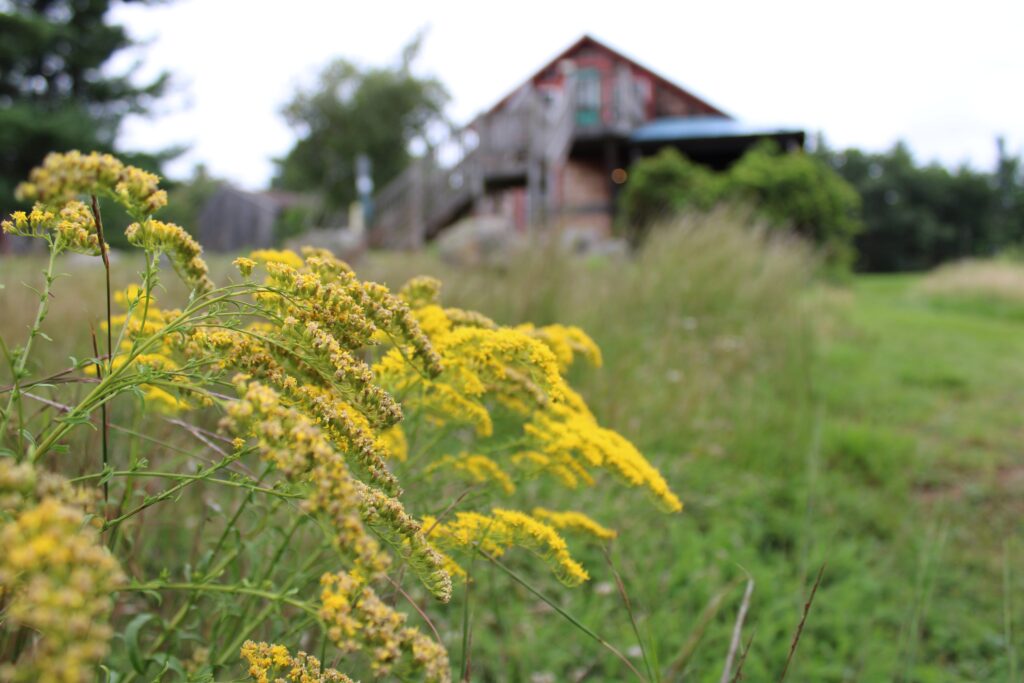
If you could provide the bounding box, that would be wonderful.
[364,210,823,680]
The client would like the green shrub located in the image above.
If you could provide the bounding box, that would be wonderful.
[619,142,862,269]
[617,148,722,246]
[726,142,862,269]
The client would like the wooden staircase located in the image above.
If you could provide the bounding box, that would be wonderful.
[369,81,577,249]
[369,65,644,248]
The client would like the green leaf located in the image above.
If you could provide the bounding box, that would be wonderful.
[124,613,159,674]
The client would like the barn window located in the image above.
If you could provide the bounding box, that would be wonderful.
[575,68,602,127]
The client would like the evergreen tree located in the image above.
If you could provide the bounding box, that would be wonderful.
[0,0,173,213]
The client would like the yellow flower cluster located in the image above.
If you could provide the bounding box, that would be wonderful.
[422,509,589,586]
[125,219,213,293]
[377,424,408,462]
[375,316,567,438]
[222,380,451,600]
[318,572,450,682]
[523,387,683,512]
[15,150,167,218]
[240,640,354,683]
[2,201,105,255]
[398,275,442,308]
[257,253,440,377]
[222,380,384,576]
[285,316,402,428]
[233,256,258,277]
[94,288,192,413]
[249,248,306,269]
[516,323,603,372]
[0,461,124,683]
[427,452,516,495]
[531,507,617,541]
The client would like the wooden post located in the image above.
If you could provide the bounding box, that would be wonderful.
[409,157,426,249]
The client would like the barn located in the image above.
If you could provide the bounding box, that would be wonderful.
[370,34,804,248]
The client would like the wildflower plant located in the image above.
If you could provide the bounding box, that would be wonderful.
[0,152,681,681]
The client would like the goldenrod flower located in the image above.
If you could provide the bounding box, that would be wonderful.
[240,640,355,683]
[524,387,683,512]
[249,248,305,269]
[318,572,451,682]
[125,219,213,293]
[531,507,617,541]
[423,509,589,587]
[233,256,257,277]
[2,201,106,254]
[427,453,516,495]
[15,150,166,218]
[0,461,124,683]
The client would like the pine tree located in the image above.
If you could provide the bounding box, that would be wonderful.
[0,0,172,213]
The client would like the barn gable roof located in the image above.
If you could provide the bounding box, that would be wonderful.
[487,34,730,119]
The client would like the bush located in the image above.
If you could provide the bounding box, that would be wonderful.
[619,142,862,269]
[725,142,862,269]
[617,148,721,246]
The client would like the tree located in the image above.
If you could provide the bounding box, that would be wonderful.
[724,141,862,269]
[273,34,449,216]
[817,140,1024,271]
[0,0,173,215]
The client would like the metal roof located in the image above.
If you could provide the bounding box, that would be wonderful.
[630,116,804,144]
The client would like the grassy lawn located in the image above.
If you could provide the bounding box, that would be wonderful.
[1,220,1021,681]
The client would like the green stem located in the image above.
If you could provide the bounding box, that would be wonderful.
[481,550,648,682]
[214,547,326,668]
[102,453,241,531]
[70,469,298,499]
[1,244,59,455]
[122,582,319,618]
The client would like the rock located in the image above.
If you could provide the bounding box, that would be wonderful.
[435,215,525,267]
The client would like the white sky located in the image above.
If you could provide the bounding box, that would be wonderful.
[111,0,1024,190]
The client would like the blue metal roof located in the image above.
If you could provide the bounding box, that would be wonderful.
[630,116,803,144]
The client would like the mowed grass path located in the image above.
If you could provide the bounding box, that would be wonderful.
[807,275,1024,682]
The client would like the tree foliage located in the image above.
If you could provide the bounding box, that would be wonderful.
[274,35,449,215]
[616,148,721,247]
[619,144,862,267]
[727,142,862,268]
[0,0,172,213]
[816,140,1024,271]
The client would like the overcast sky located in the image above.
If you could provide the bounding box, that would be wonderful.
[110,0,1024,190]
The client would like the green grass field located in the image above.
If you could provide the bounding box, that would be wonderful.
[1,216,1021,681]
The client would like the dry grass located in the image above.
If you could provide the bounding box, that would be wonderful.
[917,259,1024,304]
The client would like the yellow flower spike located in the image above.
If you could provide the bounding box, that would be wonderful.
[0,462,124,683]
[517,323,604,371]
[240,640,355,683]
[233,256,257,277]
[424,509,590,587]
[398,275,442,308]
[524,387,683,513]
[377,424,408,462]
[317,572,451,682]
[248,248,305,269]
[531,507,618,541]
[427,453,516,495]
[125,219,213,293]
[15,150,166,218]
